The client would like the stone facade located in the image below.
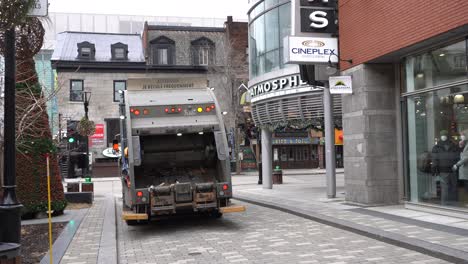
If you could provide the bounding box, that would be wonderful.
[143,22,248,132]
[53,21,249,165]
[342,64,399,205]
[56,71,207,160]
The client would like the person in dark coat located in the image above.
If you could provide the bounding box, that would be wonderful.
[431,130,459,205]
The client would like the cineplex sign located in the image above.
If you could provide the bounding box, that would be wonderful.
[249,74,321,103]
[284,36,338,64]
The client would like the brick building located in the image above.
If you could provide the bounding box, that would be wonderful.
[339,0,468,214]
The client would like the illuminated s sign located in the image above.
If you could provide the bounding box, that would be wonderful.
[300,8,337,33]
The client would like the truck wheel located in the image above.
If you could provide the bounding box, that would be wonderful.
[126,220,148,226]
[126,220,139,226]
[212,211,223,219]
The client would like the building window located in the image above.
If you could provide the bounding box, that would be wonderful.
[191,37,215,66]
[77,41,95,60]
[198,47,210,66]
[404,40,467,93]
[150,36,175,65]
[111,42,129,60]
[70,80,84,102]
[105,119,120,147]
[113,81,126,102]
[157,48,168,65]
[248,2,291,78]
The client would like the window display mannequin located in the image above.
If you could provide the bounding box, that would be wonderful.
[459,134,467,150]
[431,130,459,205]
[452,130,468,200]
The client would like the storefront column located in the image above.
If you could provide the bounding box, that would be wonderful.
[261,129,273,189]
[342,64,399,205]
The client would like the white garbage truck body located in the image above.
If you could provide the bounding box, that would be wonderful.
[119,84,243,223]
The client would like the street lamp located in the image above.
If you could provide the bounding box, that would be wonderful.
[0,28,22,260]
[83,91,91,178]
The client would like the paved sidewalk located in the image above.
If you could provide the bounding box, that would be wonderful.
[60,179,120,264]
[232,173,468,263]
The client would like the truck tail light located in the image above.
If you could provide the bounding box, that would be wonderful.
[178,107,182,112]
[206,107,211,112]
[222,184,229,191]
[211,105,215,109]
[130,108,135,113]
[165,108,169,113]
[134,109,140,116]
[143,109,149,115]
[137,191,143,197]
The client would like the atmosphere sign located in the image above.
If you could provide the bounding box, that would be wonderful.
[284,36,338,64]
[329,76,353,94]
[249,74,321,103]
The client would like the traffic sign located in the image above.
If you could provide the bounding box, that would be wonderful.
[27,0,48,17]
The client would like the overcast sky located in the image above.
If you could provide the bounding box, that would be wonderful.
[48,0,250,21]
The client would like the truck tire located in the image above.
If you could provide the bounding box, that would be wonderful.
[126,220,149,226]
[211,211,223,219]
[126,220,139,226]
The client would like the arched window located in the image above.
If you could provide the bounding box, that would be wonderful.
[150,36,175,65]
[191,37,215,66]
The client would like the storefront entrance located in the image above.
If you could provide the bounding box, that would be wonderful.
[404,38,468,209]
[274,145,318,169]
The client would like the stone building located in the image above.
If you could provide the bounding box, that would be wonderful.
[52,17,248,177]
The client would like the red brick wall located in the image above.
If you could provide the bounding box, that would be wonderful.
[339,0,468,70]
[225,17,249,80]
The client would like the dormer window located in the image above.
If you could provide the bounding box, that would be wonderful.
[77,41,95,60]
[150,36,175,65]
[111,42,129,60]
[191,37,215,66]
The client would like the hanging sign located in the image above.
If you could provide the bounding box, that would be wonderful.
[329,76,352,94]
[27,0,48,17]
[284,36,338,64]
[90,124,105,146]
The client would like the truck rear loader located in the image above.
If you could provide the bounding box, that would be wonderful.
[118,84,245,224]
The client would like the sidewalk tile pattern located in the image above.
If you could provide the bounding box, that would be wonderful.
[236,189,468,255]
[117,199,448,264]
[60,198,106,264]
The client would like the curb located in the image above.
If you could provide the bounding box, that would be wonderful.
[97,195,118,264]
[40,208,88,264]
[234,195,468,264]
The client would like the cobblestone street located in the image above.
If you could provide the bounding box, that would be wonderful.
[117,198,448,264]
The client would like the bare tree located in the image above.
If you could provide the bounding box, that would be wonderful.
[206,20,249,174]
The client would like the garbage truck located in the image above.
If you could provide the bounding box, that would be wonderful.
[118,81,245,225]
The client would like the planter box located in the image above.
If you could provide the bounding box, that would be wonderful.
[81,182,94,193]
[67,182,79,192]
[64,192,93,204]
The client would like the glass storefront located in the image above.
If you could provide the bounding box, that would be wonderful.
[405,38,468,208]
[249,0,292,78]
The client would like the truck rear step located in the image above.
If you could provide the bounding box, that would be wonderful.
[219,204,246,214]
[122,211,148,221]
